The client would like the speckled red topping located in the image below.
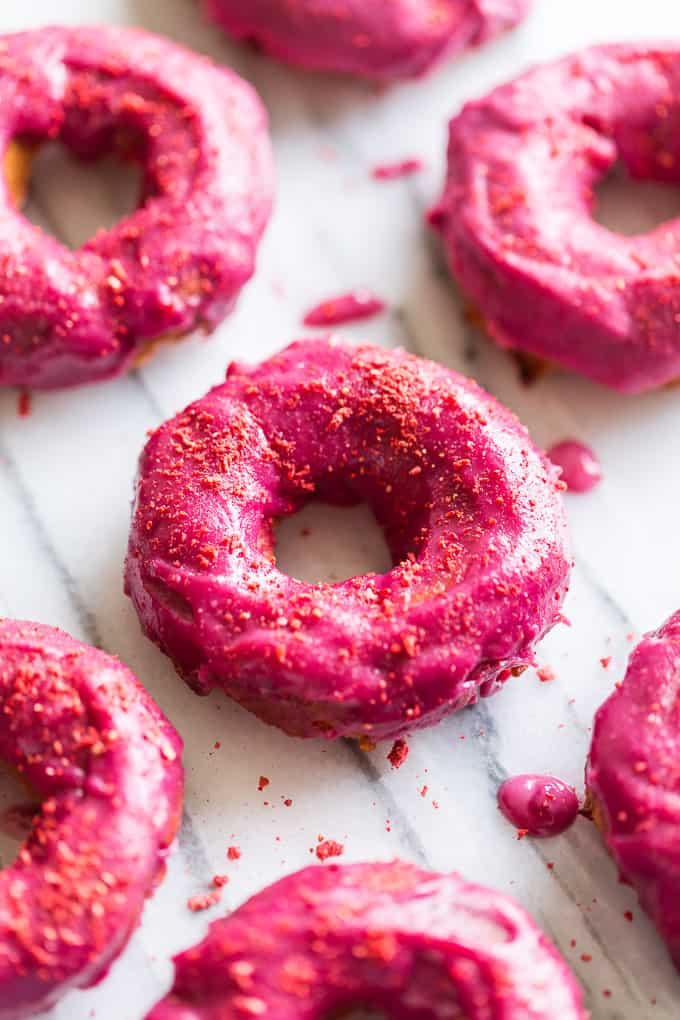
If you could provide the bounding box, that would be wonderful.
[0,620,183,1019]
[430,44,680,393]
[203,0,530,80]
[0,26,274,390]
[587,611,680,970]
[145,860,585,1019]
[125,338,570,742]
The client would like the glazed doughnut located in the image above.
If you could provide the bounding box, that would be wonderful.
[146,860,585,1019]
[125,338,570,742]
[0,26,274,390]
[203,0,530,80]
[587,611,680,970]
[430,44,680,393]
[0,620,183,1019]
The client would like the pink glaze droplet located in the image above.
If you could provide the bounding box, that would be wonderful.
[547,440,602,493]
[372,158,424,180]
[303,290,385,327]
[498,775,579,837]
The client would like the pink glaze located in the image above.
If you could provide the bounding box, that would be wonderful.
[587,611,680,970]
[145,860,585,1019]
[430,44,680,393]
[0,620,183,1019]
[203,0,530,80]
[125,338,570,742]
[302,291,385,327]
[498,775,579,837]
[547,441,602,494]
[372,158,424,180]
[0,26,274,390]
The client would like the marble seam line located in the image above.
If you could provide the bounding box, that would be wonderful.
[1,377,432,881]
[132,359,443,868]
[0,378,638,893]
[0,438,212,878]
[0,265,640,954]
[475,700,642,1004]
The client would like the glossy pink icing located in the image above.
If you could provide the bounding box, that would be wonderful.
[0,26,274,390]
[547,441,602,494]
[498,775,579,837]
[0,620,183,1019]
[587,611,680,970]
[302,291,385,326]
[203,0,530,80]
[145,860,585,1019]
[430,44,680,393]
[125,338,570,742]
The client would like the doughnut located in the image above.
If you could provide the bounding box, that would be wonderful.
[0,26,274,390]
[202,0,530,80]
[429,44,680,393]
[587,611,680,970]
[125,338,570,742]
[0,619,183,1018]
[145,860,585,1018]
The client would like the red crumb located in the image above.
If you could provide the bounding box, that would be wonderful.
[419,785,428,798]
[603,990,612,998]
[371,158,424,180]
[516,828,529,840]
[580,954,592,962]
[213,741,221,749]
[213,874,229,888]
[303,290,385,327]
[624,910,633,922]
[283,798,293,807]
[258,776,269,791]
[600,656,612,669]
[18,390,31,417]
[316,839,344,862]
[188,889,222,912]
[227,846,241,861]
[547,862,555,870]
[537,665,556,683]
[388,738,409,769]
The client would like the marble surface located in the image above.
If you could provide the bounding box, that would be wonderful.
[1,1,680,1017]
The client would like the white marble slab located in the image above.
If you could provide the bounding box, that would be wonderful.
[2,1,680,1017]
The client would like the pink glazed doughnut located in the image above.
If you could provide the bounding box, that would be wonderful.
[146,860,585,1019]
[0,620,183,1020]
[125,338,570,742]
[202,0,530,80]
[0,26,274,390]
[430,44,680,393]
[587,611,680,970]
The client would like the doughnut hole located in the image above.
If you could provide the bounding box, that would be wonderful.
[585,100,680,237]
[248,369,446,592]
[0,762,39,869]
[592,160,680,236]
[275,503,392,584]
[4,138,143,249]
[3,66,182,251]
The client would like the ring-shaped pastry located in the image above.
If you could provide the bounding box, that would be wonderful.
[203,0,530,80]
[146,860,585,1019]
[430,44,680,392]
[0,26,274,389]
[0,620,183,1019]
[125,339,570,742]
